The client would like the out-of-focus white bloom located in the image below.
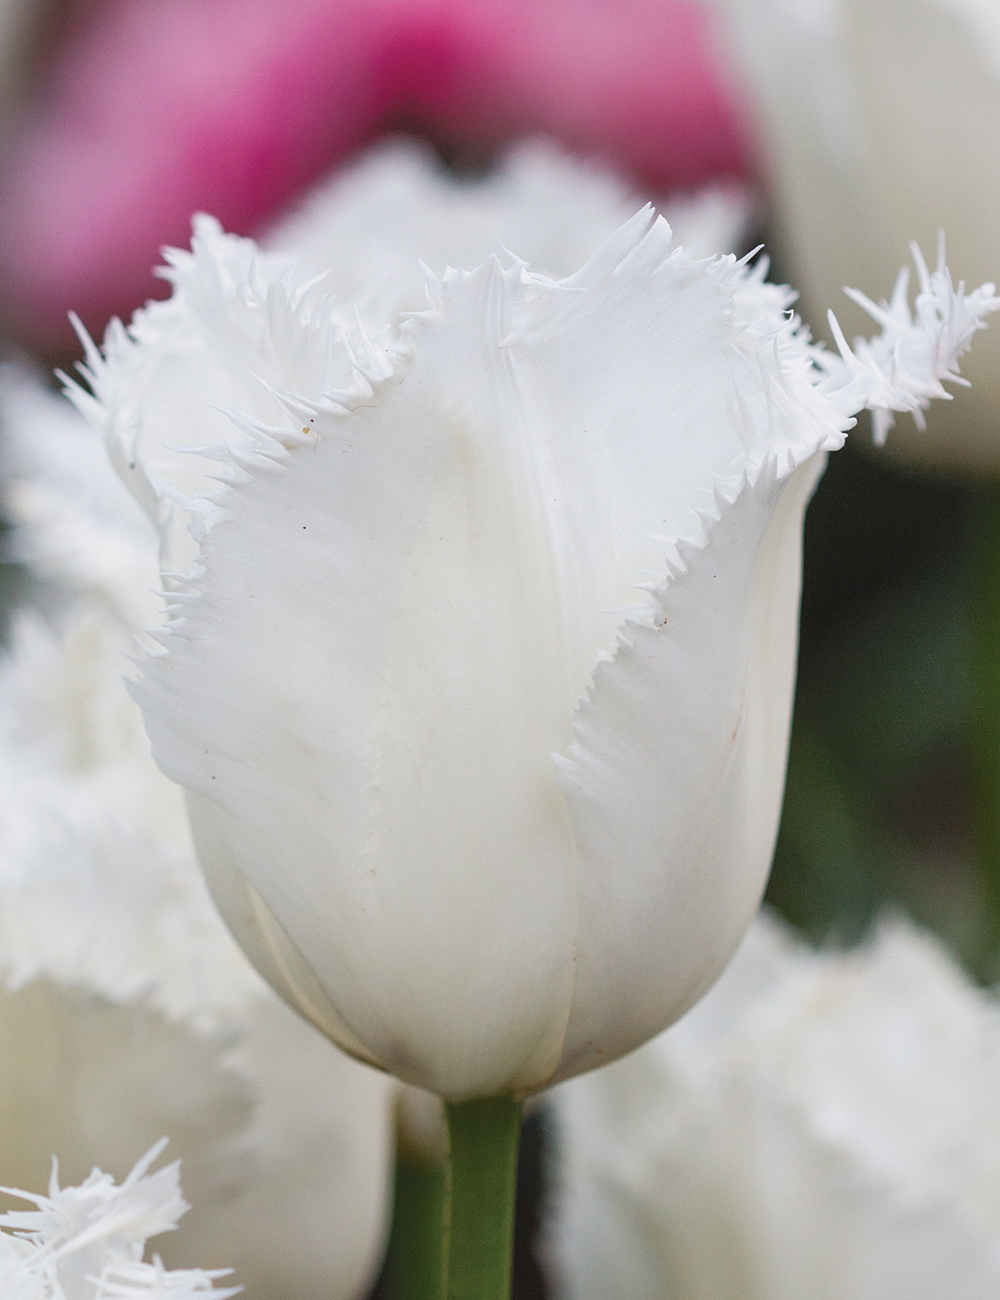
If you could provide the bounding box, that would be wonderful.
[0,369,395,1299]
[0,1140,239,1299]
[549,912,1000,1300]
[65,141,994,1100]
[271,138,753,320]
[712,0,1000,471]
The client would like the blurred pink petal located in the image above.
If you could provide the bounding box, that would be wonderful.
[421,0,747,188]
[0,0,749,349]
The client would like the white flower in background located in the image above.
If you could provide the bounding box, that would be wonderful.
[65,140,995,1101]
[549,912,1000,1300]
[711,0,1000,471]
[0,370,395,1300]
[0,1140,239,1299]
[271,137,752,321]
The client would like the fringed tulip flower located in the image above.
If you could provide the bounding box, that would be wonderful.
[65,147,997,1105]
[549,912,1000,1300]
[0,1141,239,1299]
[0,368,395,1300]
[712,0,1000,472]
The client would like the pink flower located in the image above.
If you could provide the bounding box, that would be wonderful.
[0,0,748,349]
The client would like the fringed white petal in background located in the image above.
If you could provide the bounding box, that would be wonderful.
[0,369,395,1300]
[549,912,1000,1300]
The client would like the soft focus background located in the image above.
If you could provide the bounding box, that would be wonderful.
[0,2,993,1297]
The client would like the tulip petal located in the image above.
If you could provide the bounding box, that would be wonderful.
[554,453,824,1079]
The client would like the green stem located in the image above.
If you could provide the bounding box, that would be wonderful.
[386,1152,448,1300]
[444,1097,522,1300]
[970,480,1000,961]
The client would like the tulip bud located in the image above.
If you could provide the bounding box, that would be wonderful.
[67,146,996,1100]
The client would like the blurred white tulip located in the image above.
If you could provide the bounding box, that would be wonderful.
[65,142,993,1100]
[270,137,753,320]
[712,0,1000,472]
[0,369,395,1300]
[549,912,1000,1300]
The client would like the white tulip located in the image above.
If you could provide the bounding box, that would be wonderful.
[0,1139,239,1299]
[67,143,995,1101]
[712,0,1000,471]
[0,369,395,1300]
[549,912,1000,1300]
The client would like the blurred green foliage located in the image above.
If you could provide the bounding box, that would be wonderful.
[767,437,989,970]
